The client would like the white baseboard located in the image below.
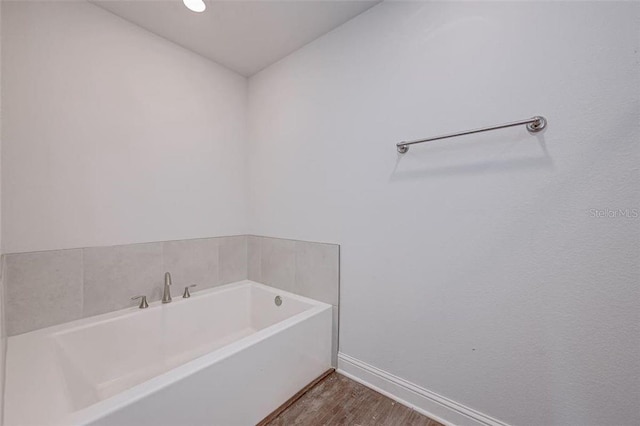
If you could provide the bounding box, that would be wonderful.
[337,352,510,426]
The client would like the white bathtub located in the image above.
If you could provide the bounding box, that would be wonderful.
[4,281,332,426]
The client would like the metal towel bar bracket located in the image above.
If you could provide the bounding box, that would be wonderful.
[396,116,547,154]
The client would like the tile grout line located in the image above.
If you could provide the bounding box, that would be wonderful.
[216,238,220,287]
[243,236,249,280]
[293,240,299,292]
[80,248,85,319]
[257,236,263,283]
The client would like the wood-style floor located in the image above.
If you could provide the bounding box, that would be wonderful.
[264,372,444,426]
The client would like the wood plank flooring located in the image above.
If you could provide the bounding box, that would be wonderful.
[264,372,444,426]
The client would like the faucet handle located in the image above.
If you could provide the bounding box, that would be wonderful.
[131,295,149,309]
[183,285,197,299]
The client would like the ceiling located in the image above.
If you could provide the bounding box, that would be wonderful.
[92,0,381,76]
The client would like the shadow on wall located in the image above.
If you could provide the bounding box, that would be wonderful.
[389,134,554,180]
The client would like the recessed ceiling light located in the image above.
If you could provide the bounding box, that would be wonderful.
[183,0,206,13]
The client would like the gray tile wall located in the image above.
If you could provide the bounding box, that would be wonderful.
[5,249,84,335]
[4,235,247,336]
[247,235,340,365]
[4,234,340,366]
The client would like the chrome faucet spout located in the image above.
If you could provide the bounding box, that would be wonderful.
[162,272,172,303]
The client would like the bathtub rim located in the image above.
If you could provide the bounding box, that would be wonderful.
[5,280,332,426]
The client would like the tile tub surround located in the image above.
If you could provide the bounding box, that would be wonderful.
[248,235,340,364]
[248,236,339,306]
[5,249,84,336]
[4,235,248,336]
[3,235,340,342]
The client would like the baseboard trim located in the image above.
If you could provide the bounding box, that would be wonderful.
[337,353,510,426]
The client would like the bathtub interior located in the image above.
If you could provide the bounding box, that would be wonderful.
[52,283,314,411]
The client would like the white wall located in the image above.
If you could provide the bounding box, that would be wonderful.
[1,1,248,254]
[248,2,640,425]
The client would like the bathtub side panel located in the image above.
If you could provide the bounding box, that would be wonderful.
[86,307,332,426]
